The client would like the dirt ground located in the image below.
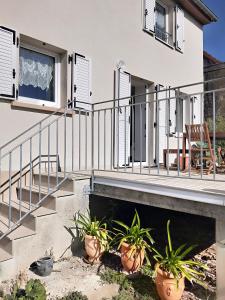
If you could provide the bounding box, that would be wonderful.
[0,244,216,300]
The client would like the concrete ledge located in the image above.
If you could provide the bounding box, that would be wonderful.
[93,181,225,219]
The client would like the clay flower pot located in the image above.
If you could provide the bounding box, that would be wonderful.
[120,242,145,273]
[155,264,185,300]
[84,234,105,263]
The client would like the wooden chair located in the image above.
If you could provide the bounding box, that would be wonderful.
[185,123,216,175]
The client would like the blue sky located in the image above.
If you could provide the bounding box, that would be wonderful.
[203,0,225,61]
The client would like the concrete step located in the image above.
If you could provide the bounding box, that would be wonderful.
[0,214,35,241]
[0,246,12,263]
[33,173,74,192]
[32,172,90,192]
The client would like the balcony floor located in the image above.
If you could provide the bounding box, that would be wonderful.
[88,167,225,208]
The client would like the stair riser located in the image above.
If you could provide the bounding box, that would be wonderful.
[0,236,12,256]
[18,188,56,211]
[33,174,74,192]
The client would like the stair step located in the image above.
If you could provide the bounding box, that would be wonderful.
[0,246,12,262]
[0,214,35,241]
[32,172,90,192]
[1,200,55,219]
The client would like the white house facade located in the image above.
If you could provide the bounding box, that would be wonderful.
[0,0,217,169]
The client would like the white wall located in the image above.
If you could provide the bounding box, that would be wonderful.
[0,0,204,170]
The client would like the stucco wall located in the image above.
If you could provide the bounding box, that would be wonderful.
[0,0,204,169]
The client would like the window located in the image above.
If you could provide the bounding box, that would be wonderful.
[19,44,59,106]
[155,3,166,39]
[143,1,184,50]
[155,2,172,46]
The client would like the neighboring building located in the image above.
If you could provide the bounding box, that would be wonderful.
[204,50,221,67]
[204,51,225,133]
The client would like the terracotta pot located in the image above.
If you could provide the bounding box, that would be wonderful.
[155,264,185,300]
[84,234,105,263]
[120,242,145,273]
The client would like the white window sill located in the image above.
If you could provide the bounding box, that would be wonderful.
[11,100,68,115]
[155,36,174,49]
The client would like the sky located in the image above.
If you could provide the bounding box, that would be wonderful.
[203,0,225,61]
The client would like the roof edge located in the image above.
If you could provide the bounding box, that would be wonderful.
[192,0,218,22]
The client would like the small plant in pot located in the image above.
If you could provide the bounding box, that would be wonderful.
[113,210,154,273]
[74,210,110,263]
[153,220,208,300]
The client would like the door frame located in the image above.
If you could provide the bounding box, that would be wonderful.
[130,84,150,167]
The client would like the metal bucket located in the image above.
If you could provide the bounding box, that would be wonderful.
[29,256,53,276]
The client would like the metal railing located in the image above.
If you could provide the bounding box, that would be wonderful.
[1,77,225,239]
[91,76,225,183]
[155,25,173,47]
[0,100,92,239]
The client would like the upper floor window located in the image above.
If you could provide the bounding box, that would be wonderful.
[143,0,184,52]
[155,2,168,43]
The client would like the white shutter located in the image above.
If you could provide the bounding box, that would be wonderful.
[175,6,184,52]
[72,53,91,111]
[144,0,155,32]
[191,95,201,124]
[156,85,167,164]
[169,88,176,134]
[114,70,131,167]
[0,26,17,99]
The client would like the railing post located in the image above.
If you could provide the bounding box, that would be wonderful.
[39,123,42,202]
[213,91,216,179]
[8,152,12,228]
[91,104,94,192]
[64,111,67,176]
[29,138,33,210]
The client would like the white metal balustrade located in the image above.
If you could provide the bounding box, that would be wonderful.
[0,77,225,239]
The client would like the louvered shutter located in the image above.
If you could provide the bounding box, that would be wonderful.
[191,95,201,124]
[169,88,176,134]
[175,6,184,52]
[114,70,131,167]
[72,53,91,111]
[144,0,155,32]
[0,26,18,99]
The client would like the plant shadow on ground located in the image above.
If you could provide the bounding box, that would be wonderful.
[183,281,216,300]
[99,252,159,300]
[99,252,216,300]
[100,266,159,300]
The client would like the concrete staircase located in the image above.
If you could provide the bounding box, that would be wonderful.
[0,172,90,280]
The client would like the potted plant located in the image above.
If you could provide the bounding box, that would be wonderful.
[153,220,208,300]
[74,210,109,263]
[113,210,154,273]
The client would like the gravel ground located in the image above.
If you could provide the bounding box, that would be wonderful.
[0,244,216,300]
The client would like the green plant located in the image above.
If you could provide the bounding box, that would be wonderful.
[59,291,88,300]
[113,210,154,257]
[4,279,46,300]
[152,220,208,286]
[74,210,110,249]
[100,268,158,300]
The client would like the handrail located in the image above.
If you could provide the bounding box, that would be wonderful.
[0,99,91,153]
[0,155,57,192]
[92,76,225,107]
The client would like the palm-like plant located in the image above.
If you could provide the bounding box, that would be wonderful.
[113,210,154,253]
[153,220,208,286]
[74,210,109,249]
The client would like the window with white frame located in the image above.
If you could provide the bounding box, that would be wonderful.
[19,45,59,106]
[143,0,184,51]
[0,26,62,106]
[155,2,168,42]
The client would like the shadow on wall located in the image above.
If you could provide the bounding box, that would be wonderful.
[89,195,215,255]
